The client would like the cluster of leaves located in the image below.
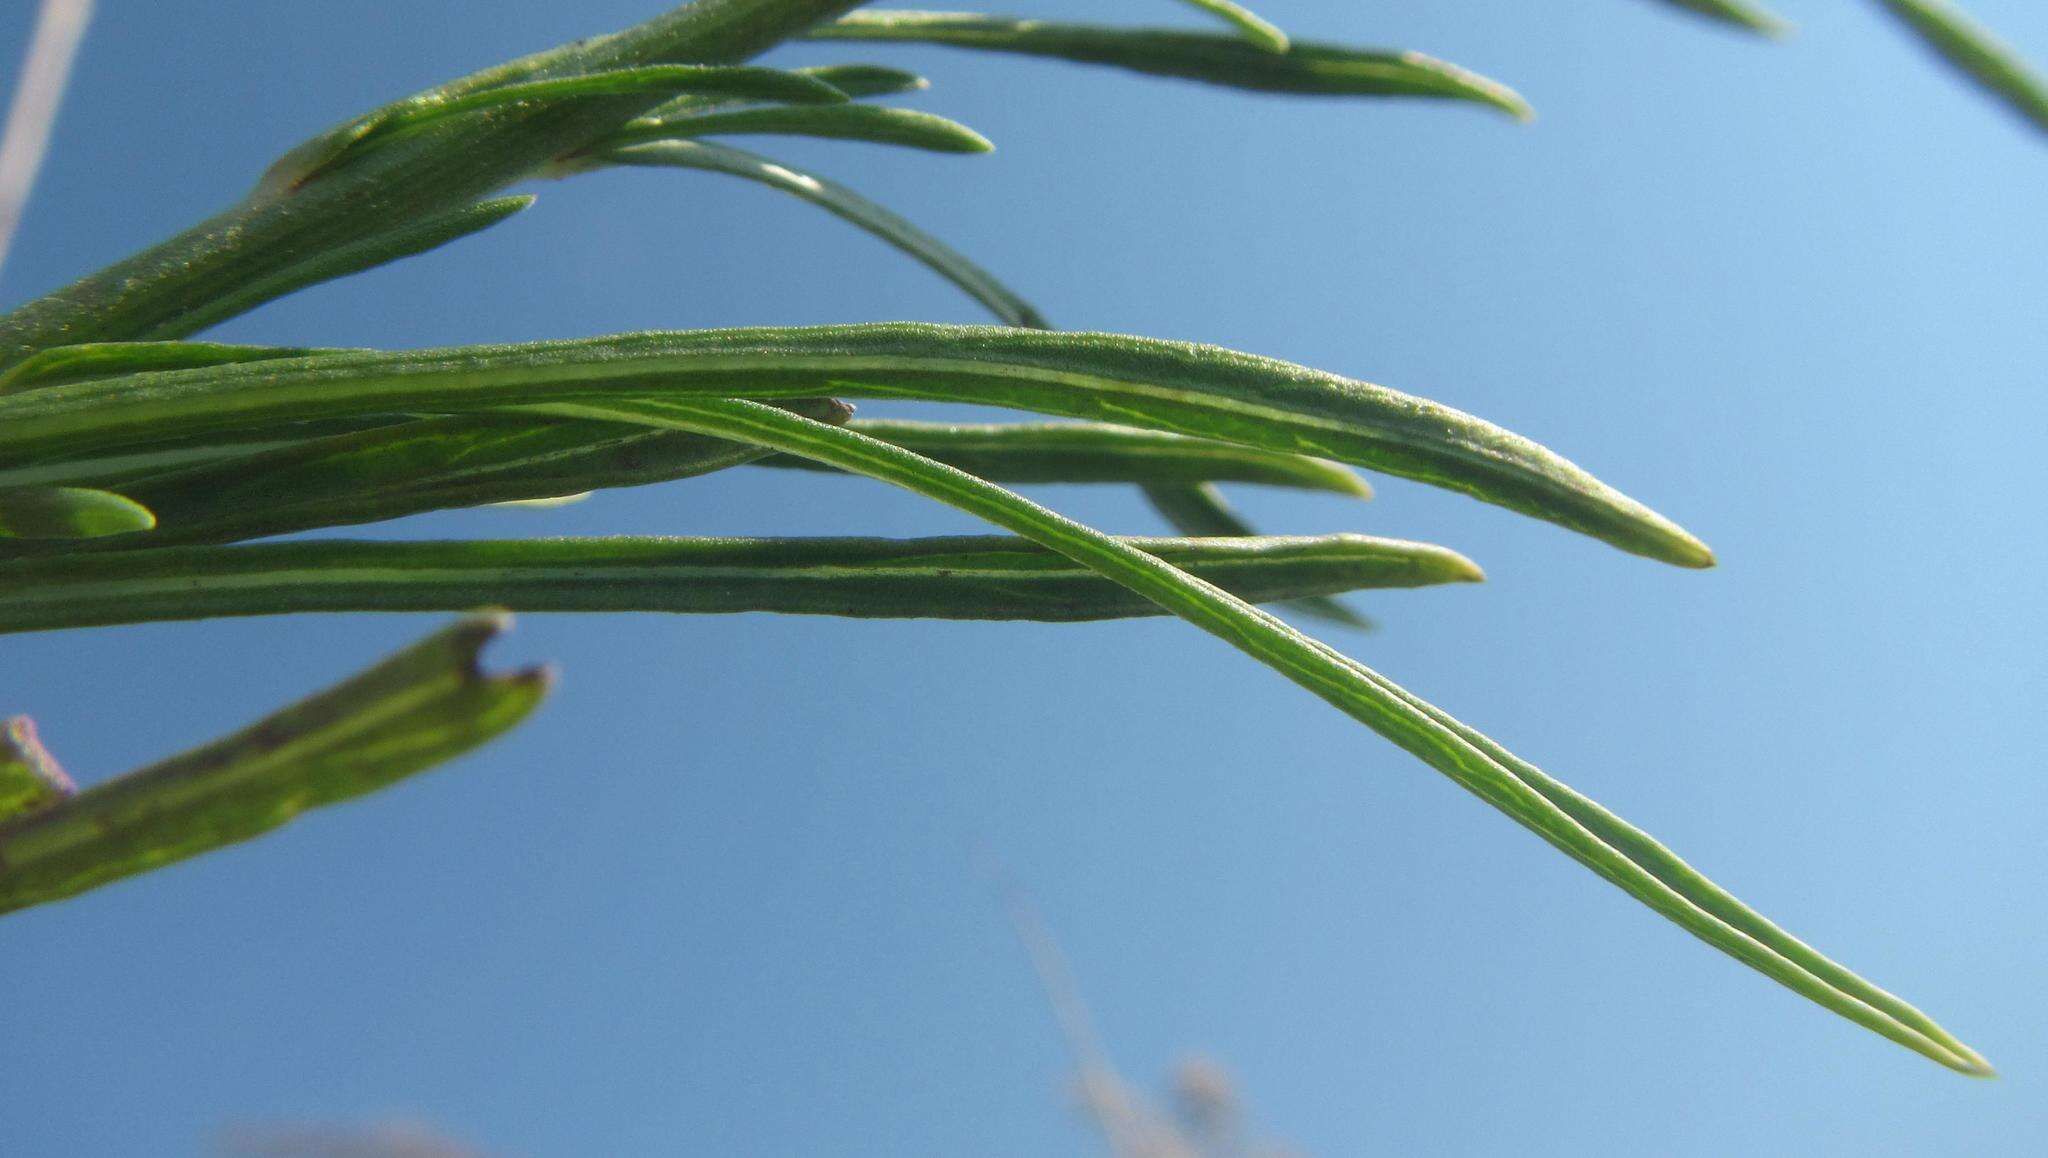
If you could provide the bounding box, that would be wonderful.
[1,0,2039,1075]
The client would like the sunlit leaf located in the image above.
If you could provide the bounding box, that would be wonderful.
[0,485,155,539]
[0,533,1480,633]
[0,717,74,821]
[808,12,1532,120]
[1173,0,1289,54]
[0,326,1709,567]
[612,103,992,153]
[1143,480,1376,630]
[538,394,1987,1076]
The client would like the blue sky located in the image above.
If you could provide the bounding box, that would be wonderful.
[2,1,2045,1153]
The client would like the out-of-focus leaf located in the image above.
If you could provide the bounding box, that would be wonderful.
[1874,0,2048,133]
[808,12,1532,120]
[0,615,547,917]
[0,325,1707,567]
[0,485,155,539]
[1143,480,1376,630]
[1643,0,1790,36]
[612,103,992,153]
[0,718,74,821]
[602,145,1047,326]
[541,394,1988,1076]
[0,533,1481,633]
[757,419,1371,495]
[1174,0,1289,53]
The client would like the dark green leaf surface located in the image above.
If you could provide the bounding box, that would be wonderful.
[258,66,850,199]
[1143,480,1375,630]
[612,103,993,153]
[0,615,547,916]
[0,534,1480,633]
[43,399,851,549]
[808,12,1532,119]
[0,718,74,821]
[0,325,1708,566]
[1875,0,2048,132]
[540,394,1985,1075]
[148,197,539,341]
[603,144,1045,326]
[758,419,1370,495]
[0,487,156,539]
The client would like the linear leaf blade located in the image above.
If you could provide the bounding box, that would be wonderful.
[808,12,1532,120]
[0,325,1707,566]
[0,485,155,539]
[539,394,1985,1076]
[1644,0,1790,36]
[0,534,1481,633]
[1875,0,2048,132]
[1174,0,1289,53]
[602,146,1045,325]
[757,419,1371,495]
[0,614,547,916]
[612,103,993,153]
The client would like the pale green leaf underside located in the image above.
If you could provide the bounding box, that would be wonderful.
[534,395,1986,1076]
[0,615,547,916]
[0,325,1709,567]
[0,534,1479,634]
[808,12,1533,121]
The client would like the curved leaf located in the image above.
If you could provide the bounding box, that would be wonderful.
[808,12,1532,120]
[610,145,1046,325]
[1644,0,1790,36]
[537,394,1985,1076]
[0,325,1709,566]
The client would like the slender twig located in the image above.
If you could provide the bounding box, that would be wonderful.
[0,0,93,284]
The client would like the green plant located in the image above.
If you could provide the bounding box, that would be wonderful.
[1,0,2040,1075]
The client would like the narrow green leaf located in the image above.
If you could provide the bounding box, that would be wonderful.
[612,103,993,153]
[0,486,155,539]
[795,63,930,99]
[1174,0,1289,53]
[50,399,853,549]
[1143,481,1376,630]
[0,533,1480,634]
[808,12,1532,120]
[0,718,74,821]
[0,325,1708,566]
[1874,0,2048,133]
[144,196,537,341]
[602,146,1047,327]
[1644,0,1791,36]
[256,66,851,198]
[0,341,347,395]
[542,395,1986,1076]
[757,419,1372,495]
[0,615,547,917]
